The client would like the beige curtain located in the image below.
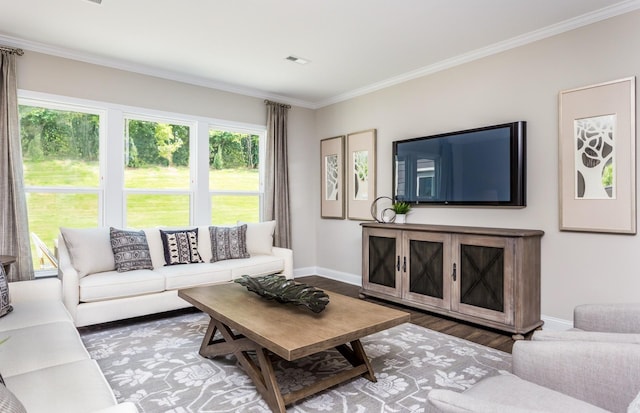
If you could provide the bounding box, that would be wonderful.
[264,100,291,248]
[0,49,33,281]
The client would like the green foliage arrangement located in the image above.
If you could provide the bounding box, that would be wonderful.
[234,274,330,313]
[392,201,412,214]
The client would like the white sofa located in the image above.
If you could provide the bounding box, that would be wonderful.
[58,223,293,327]
[0,278,137,413]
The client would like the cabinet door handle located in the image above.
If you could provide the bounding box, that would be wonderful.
[403,256,407,273]
[397,256,400,271]
[452,263,457,281]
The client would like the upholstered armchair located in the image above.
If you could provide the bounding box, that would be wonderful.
[426,304,640,413]
[532,303,640,343]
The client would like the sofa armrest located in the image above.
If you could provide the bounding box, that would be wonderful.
[513,340,640,412]
[533,330,640,344]
[272,247,293,279]
[8,278,62,303]
[57,233,80,322]
[92,402,138,413]
[574,303,640,333]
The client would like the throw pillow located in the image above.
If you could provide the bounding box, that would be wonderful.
[60,227,116,277]
[0,382,26,413]
[0,266,13,318]
[209,225,250,262]
[109,227,154,272]
[160,229,203,265]
[238,220,276,255]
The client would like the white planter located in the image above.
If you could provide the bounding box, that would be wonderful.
[395,214,406,224]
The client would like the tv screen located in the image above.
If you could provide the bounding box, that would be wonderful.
[393,121,526,207]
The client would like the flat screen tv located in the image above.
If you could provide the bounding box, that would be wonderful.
[393,121,526,207]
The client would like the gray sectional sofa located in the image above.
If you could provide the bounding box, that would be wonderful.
[58,222,293,327]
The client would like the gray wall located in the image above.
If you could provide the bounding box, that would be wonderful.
[315,11,640,322]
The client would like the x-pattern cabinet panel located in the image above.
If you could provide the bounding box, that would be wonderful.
[361,223,543,339]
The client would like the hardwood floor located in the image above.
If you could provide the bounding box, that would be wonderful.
[297,275,517,353]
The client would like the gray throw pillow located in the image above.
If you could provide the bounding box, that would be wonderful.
[0,266,13,318]
[110,227,153,272]
[209,225,250,262]
[160,229,203,265]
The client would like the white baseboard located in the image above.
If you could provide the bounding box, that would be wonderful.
[293,267,573,331]
[294,266,362,286]
[540,315,573,331]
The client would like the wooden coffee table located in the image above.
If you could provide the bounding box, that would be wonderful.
[179,282,410,412]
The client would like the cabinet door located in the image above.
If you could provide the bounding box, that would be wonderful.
[362,228,402,297]
[451,235,514,326]
[402,231,451,309]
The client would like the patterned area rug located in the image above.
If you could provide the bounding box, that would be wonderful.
[80,312,511,412]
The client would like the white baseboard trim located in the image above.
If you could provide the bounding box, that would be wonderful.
[294,266,362,286]
[540,315,573,331]
[294,267,573,331]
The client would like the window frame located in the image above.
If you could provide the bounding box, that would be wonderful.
[18,90,267,264]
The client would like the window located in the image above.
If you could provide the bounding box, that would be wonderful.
[209,127,264,225]
[18,92,266,275]
[124,116,194,228]
[19,101,104,272]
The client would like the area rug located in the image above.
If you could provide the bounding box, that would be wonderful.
[80,312,511,413]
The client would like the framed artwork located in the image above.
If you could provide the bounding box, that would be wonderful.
[347,129,377,220]
[559,77,636,234]
[320,135,345,219]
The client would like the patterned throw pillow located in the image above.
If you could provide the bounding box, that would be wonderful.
[109,227,154,272]
[209,225,250,262]
[0,265,13,318]
[160,229,203,265]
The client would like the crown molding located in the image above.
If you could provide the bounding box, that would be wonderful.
[3,0,640,110]
[314,0,640,108]
[0,33,315,109]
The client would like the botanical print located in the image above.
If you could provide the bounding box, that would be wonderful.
[574,114,616,199]
[81,312,511,413]
[325,154,339,201]
[353,150,369,200]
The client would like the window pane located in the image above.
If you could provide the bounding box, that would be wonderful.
[20,105,100,187]
[211,195,259,225]
[126,194,190,228]
[26,192,99,269]
[209,130,259,191]
[125,119,190,189]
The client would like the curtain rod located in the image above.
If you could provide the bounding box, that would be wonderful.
[264,99,291,109]
[0,45,24,56]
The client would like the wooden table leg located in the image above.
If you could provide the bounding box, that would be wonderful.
[198,317,378,412]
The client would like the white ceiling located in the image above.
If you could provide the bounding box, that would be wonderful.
[1,0,639,108]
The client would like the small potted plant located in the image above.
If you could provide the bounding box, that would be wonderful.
[392,201,411,223]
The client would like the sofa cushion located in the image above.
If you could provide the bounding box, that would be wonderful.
[160,228,203,265]
[5,360,117,413]
[427,373,609,413]
[226,255,285,279]
[0,266,12,318]
[158,263,232,290]
[209,225,250,262]
[0,383,26,413]
[240,220,276,255]
[60,227,115,277]
[110,227,153,272]
[79,269,164,302]
[0,321,89,377]
[0,300,72,332]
